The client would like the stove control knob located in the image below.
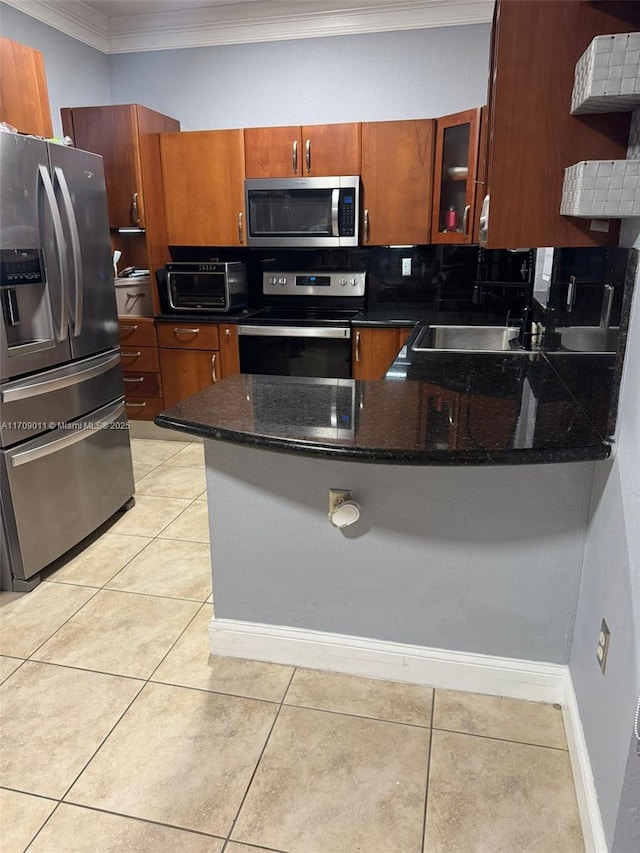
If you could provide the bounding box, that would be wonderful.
[278,277,287,285]
[269,277,277,285]
[350,277,358,287]
[339,277,347,286]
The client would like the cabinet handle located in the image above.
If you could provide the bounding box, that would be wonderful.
[462,204,471,238]
[119,324,138,332]
[364,209,370,243]
[238,211,244,243]
[355,331,361,363]
[225,328,231,339]
[305,138,311,173]
[292,139,298,174]
[126,401,147,408]
[173,327,200,335]
[211,353,218,382]
[132,192,140,226]
[121,351,141,358]
[123,377,144,383]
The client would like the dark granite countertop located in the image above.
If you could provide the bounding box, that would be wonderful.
[156,323,615,465]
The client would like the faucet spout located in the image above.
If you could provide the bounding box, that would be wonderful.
[600,283,614,331]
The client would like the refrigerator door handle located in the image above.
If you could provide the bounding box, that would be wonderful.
[38,164,69,342]
[1,352,121,403]
[9,401,126,468]
[54,166,84,337]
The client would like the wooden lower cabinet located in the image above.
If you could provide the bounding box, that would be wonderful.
[157,321,240,407]
[118,317,163,420]
[352,327,413,380]
[218,323,240,378]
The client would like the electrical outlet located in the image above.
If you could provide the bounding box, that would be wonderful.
[328,489,351,514]
[596,618,610,674]
[402,257,411,276]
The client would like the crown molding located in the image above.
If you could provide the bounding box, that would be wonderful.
[2,0,494,54]
[2,0,109,52]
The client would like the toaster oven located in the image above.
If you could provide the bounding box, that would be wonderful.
[163,262,248,313]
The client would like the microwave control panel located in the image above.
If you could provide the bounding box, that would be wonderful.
[263,271,365,298]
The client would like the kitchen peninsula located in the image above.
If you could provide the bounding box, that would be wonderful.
[154,312,629,676]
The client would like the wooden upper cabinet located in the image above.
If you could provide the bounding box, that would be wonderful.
[482,0,636,248]
[0,37,53,138]
[244,123,361,177]
[361,120,435,246]
[431,108,482,245]
[161,130,246,246]
[61,105,179,232]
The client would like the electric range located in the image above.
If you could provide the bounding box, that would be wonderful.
[238,271,366,378]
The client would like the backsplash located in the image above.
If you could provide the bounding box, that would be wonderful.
[168,244,530,318]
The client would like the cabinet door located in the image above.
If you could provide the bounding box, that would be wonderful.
[352,327,412,381]
[431,108,482,245]
[302,123,361,176]
[159,348,220,407]
[244,126,302,177]
[0,37,52,138]
[361,120,435,245]
[61,105,144,229]
[161,130,246,246]
[482,0,634,248]
[218,324,240,378]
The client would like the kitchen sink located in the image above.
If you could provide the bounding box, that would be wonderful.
[551,326,619,354]
[411,325,523,353]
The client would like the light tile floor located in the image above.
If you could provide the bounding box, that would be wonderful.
[0,438,585,852]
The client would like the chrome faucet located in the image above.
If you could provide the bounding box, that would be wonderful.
[600,283,614,331]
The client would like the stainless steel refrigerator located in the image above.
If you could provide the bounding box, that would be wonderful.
[0,132,135,591]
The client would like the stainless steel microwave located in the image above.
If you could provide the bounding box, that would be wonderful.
[244,176,360,248]
[164,262,247,313]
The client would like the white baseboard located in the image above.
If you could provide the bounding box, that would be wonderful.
[209,616,607,851]
[561,677,608,852]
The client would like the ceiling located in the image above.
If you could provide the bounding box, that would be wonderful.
[3,0,494,53]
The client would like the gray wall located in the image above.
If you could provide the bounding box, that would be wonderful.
[570,264,640,850]
[206,445,595,665]
[1,3,490,133]
[0,2,111,137]
[107,25,491,129]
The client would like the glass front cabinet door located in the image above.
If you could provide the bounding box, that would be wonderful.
[431,107,482,244]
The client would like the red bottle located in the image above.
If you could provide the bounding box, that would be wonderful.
[445,207,457,231]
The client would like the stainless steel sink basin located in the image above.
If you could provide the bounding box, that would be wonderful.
[552,326,619,354]
[411,325,522,353]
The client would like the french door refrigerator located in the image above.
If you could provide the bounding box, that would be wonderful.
[0,132,135,591]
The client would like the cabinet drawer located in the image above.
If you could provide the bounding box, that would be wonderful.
[119,346,159,372]
[157,323,219,350]
[122,371,162,398]
[118,317,157,347]
[124,397,165,421]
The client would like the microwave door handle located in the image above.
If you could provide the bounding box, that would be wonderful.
[54,166,83,337]
[331,189,340,237]
[38,164,68,342]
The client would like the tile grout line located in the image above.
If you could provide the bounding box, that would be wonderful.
[23,799,227,851]
[430,724,570,752]
[220,667,299,852]
[420,689,437,852]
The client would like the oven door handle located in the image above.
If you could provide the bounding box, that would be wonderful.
[237,325,351,339]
